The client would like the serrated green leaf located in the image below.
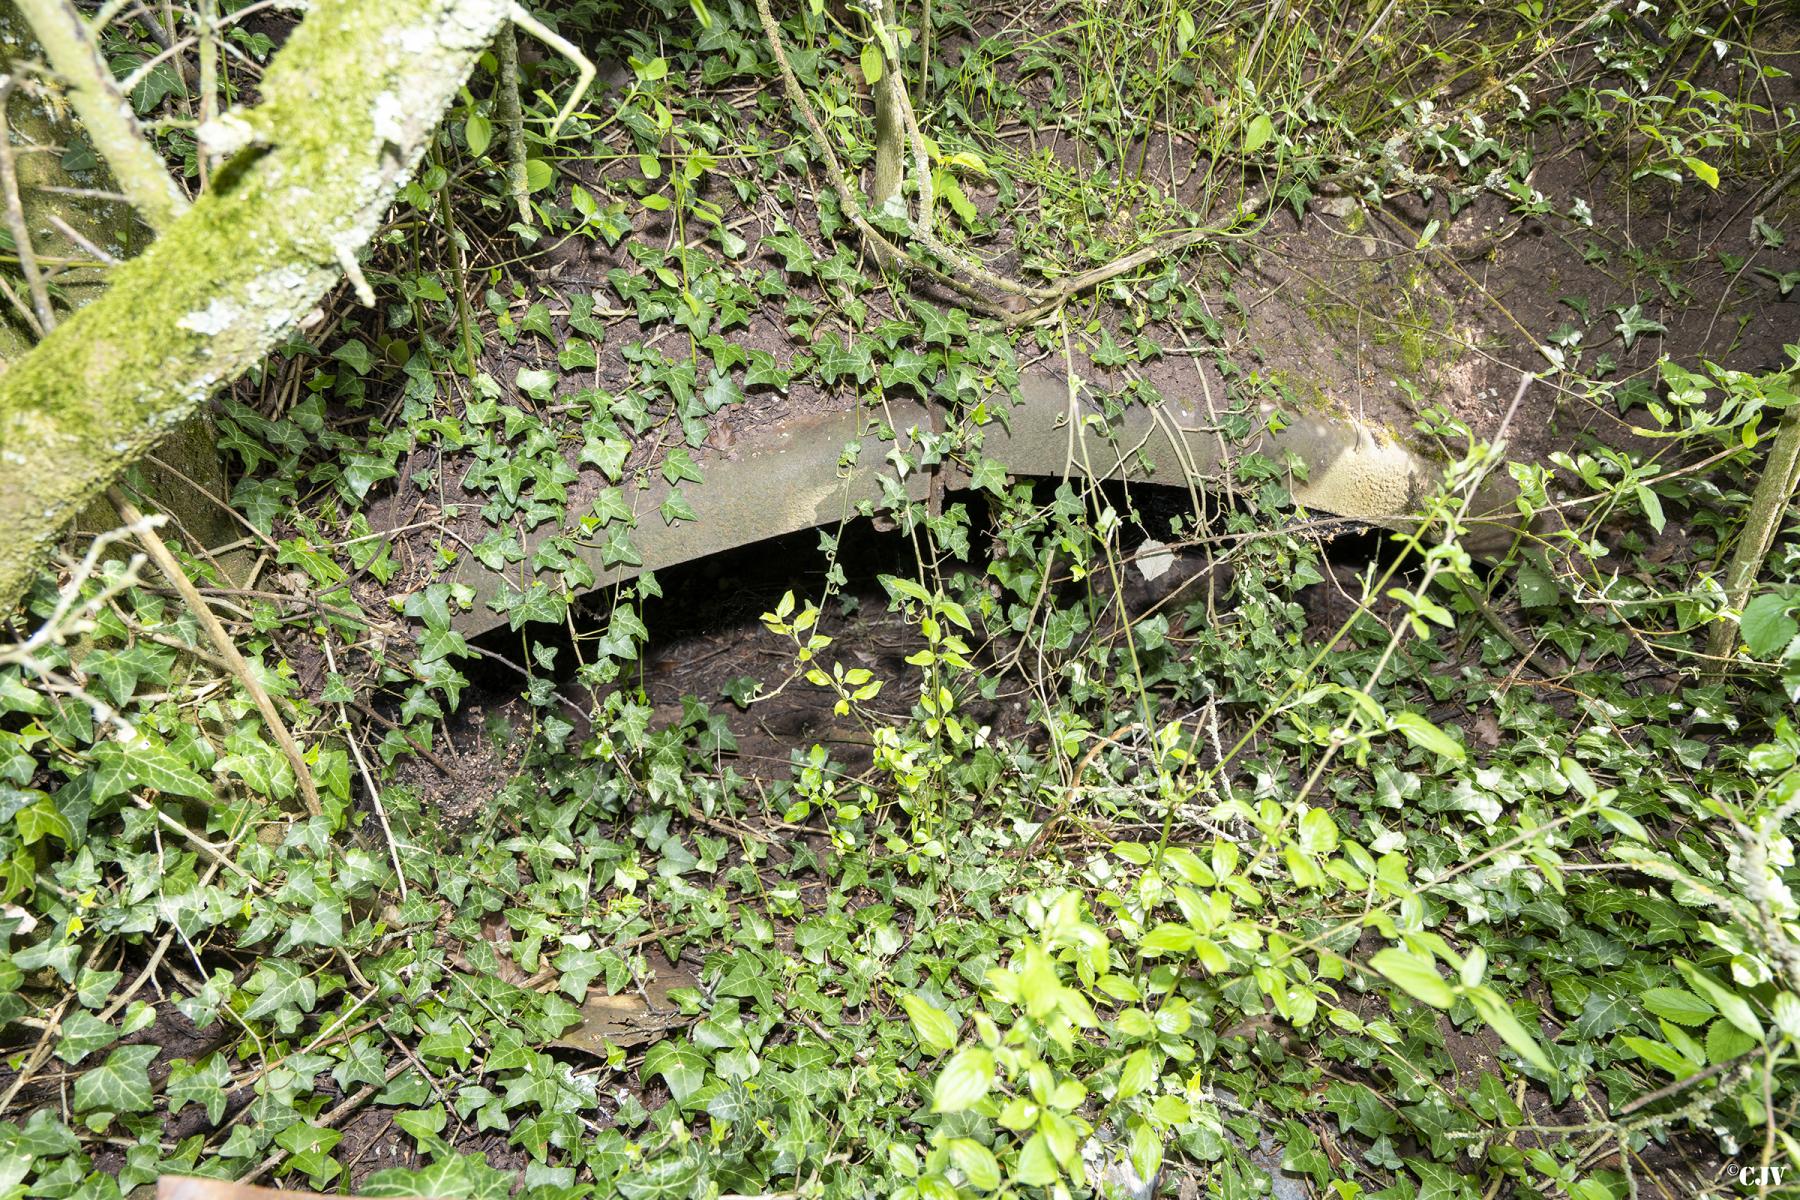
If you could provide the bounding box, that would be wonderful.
[1641,987,1714,1027]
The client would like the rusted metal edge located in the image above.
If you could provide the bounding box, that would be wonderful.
[449,371,1522,635]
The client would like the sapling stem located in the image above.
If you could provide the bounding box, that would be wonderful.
[1708,408,1800,667]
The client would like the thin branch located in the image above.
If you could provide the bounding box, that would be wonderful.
[506,2,594,139]
[13,0,189,231]
[495,23,531,225]
[1707,408,1800,666]
[46,212,123,265]
[0,76,57,332]
[108,486,324,817]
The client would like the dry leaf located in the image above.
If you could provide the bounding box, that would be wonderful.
[550,953,698,1054]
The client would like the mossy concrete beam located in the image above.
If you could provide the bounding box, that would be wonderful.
[0,0,510,610]
[450,371,1527,636]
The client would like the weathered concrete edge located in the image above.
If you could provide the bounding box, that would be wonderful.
[451,372,1523,636]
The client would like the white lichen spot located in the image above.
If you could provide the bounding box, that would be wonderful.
[195,111,263,164]
[371,92,408,145]
[178,298,240,337]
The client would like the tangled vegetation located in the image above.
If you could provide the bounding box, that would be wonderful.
[1,1,1799,1199]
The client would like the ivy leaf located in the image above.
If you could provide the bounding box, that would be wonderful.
[659,490,698,526]
[167,1053,232,1123]
[661,447,704,486]
[615,1154,701,1200]
[418,625,469,665]
[642,1040,708,1105]
[278,900,345,951]
[559,341,598,371]
[720,677,761,708]
[55,1010,118,1064]
[744,350,790,391]
[333,339,374,375]
[701,370,743,413]
[15,797,72,846]
[89,738,211,803]
[763,229,816,275]
[591,487,633,527]
[276,1121,343,1158]
[601,526,642,569]
[1612,304,1666,349]
[403,583,453,630]
[811,334,872,385]
[394,1104,447,1144]
[969,456,1008,495]
[879,347,933,393]
[12,1110,78,1158]
[242,959,319,1028]
[910,301,966,347]
[72,1044,159,1115]
[516,368,557,401]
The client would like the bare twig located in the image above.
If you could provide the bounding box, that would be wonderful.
[108,487,323,816]
[322,640,408,901]
[0,994,72,1111]
[237,1058,408,1184]
[46,212,123,265]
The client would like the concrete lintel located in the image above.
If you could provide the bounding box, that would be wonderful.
[450,372,1522,636]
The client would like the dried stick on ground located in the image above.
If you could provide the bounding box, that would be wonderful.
[13,0,189,231]
[108,487,324,817]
